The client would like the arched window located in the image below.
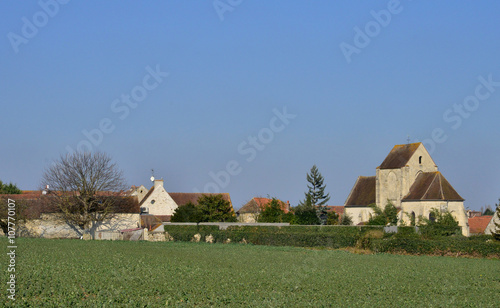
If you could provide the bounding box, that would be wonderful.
[410,212,416,226]
[419,156,422,164]
[429,212,436,223]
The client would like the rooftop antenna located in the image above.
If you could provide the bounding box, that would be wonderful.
[150,169,155,182]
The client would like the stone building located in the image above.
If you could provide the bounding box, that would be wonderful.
[132,179,234,228]
[344,143,469,236]
[236,197,290,223]
[485,212,499,235]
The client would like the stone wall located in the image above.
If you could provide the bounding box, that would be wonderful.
[345,207,375,226]
[237,213,259,223]
[485,212,498,235]
[16,213,140,239]
[400,201,469,236]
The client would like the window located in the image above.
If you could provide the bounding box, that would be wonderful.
[410,212,416,226]
[429,212,436,223]
[151,199,156,204]
[419,156,422,164]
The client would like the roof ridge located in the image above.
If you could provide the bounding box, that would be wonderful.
[421,172,438,199]
[437,172,444,200]
[139,186,155,206]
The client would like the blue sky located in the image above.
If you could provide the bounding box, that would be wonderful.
[1,1,499,211]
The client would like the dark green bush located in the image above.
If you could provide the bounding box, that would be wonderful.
[164,224,384,248]
[162,224,499,258]
[370,236,500,257]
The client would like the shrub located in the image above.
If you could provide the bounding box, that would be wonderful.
[171,202,201,223]
[326,211,339,225]
[257,198,288,223]
[197,194,237,222]
[370,236,500,257]
[340,213,353,225]
[367,201,398,226]
[418,209,461,238]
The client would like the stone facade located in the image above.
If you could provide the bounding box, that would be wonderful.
[17,213,140,239]
[139,180,178,216]
[345,143,469,236]
[485,212,499,235]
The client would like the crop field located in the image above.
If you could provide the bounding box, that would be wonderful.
[1,238,499,307]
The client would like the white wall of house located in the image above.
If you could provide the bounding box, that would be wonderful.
[237,213,259,223]
[141,180,178,215]
[485,213,498,235]
[345,207,375,226]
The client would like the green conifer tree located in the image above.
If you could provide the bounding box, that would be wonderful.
[299,165,331,224]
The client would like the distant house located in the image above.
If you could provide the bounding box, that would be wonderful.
[138,180,179,216]
[126,185,149,202]
[130,179,234,229]
[466,210,483,218]
[484,212,498,235]
[322,205,345,224]
[468,216,493,235]
[237,197,290,223]
[344,143,469,235]
[324,206,344,216]
[0,190,140,238]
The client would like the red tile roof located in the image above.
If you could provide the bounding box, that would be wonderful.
[468,216,493,234]
[169,193,233,208]
[324,206,345,215]
[237,197,289,214]
[378,143,421,169]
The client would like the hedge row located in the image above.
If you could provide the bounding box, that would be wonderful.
[163,224,500,258]
[163,225,385,249]
[369,236,500,257]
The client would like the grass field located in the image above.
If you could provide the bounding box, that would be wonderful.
[1,238,499,307]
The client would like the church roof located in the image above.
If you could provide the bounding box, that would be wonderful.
[344,176,376,207]
[402,171,464,201]
[378,143,421,169]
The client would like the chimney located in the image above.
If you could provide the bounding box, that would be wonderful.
[154,179,164,189]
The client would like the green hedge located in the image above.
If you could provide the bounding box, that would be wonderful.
[163,225,384,248]
[162,224,499,258]
[370,236,500,257]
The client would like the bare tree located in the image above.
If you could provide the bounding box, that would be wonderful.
[41,152,127,238]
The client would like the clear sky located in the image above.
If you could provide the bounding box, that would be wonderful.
[1,1,499,211]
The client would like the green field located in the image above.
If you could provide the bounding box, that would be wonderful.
[1,238,499,307]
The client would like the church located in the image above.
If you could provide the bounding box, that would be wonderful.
[344,143,469,236]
